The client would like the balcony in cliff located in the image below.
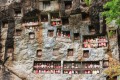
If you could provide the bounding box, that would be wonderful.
[22,9,41,29]
[82,34,108,49]
[61,31,70,38]
[33,61,61,74]
[56,30,72,43]
[63,61,101,74]
[50,12,62,27]
[56,28,62,37]
[81,61,100,74]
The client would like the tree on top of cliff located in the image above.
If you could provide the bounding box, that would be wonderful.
[102,0,120,26]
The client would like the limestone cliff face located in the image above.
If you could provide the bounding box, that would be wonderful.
[0,0,19,5]
[0,0,7,5]
[0,0,120,80]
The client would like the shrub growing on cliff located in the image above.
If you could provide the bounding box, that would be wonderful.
[84,0,91,6]
[102,0,120,26]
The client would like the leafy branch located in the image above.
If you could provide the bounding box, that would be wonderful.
[102,0,120,26]
[84,0,92,6]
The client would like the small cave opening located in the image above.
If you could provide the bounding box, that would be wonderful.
[48,30,54,37]
[14,8,21,16]
[62,17,69,25]
[81,12,90,21]
[29,32,35,39]
[15,29,22,36]
[62,31,70,38]
[36,49,42,57]
[67,49,73,56]
[64,1,72,10]
[41,14,48,22]
[51,12,60,19]
[2,21,8,28]
[103,60,109,68]
[74,33,80,40]
[53,48,59,56]
[83,50,89,58]
[56,28,62,37]
[89,25,95,35]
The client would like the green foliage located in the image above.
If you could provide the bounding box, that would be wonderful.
[84,0,91,6]
[108,30,115,38]
[102,0,120,26]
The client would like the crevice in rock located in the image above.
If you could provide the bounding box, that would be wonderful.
[4,19,15,61]
[117,28,120,61]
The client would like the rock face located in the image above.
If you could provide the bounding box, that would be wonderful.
[0,0,120,80]
[0,0,7,5]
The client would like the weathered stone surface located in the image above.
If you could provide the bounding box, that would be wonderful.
[69,14,82,30]
[0,0,119,80]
